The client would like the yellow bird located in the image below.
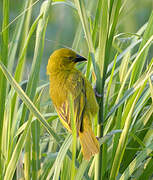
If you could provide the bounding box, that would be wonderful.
[47,48,99,160]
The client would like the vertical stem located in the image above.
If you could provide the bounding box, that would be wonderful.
[95,0,108,179]
[95,0,122,178]
[0,0,9,178]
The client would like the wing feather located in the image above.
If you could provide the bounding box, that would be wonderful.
[55,72,86,134]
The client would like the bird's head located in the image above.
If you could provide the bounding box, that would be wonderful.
[47,48,87,74]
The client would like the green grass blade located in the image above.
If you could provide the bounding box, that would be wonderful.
[74,0,98,78]
[115,35,153,104]
[95,0,109,179]
[52,135,72,180]
[0,61,61,142]
[14,13,43,82]
[130,11,153,86]
[75,160,89,180]
[119,142,153,180]
[24,126,31,180]
[0,0,9,176]
[20,0,51,125]
[110,82,147,179]
[137,157,153,180]
[4,110,32,180]
[31,93,41,179]
[105,53,117,118]
[8,0,29,73]
[74,0,94,53]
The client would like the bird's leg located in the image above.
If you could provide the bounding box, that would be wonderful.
[96,136,100,141]
[93,85,102,98]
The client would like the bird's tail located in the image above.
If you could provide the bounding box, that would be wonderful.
[79,125,100,160]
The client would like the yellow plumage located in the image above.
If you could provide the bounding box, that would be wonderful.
[47,48,99,160]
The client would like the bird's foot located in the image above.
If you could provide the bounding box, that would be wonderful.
[94,86,102,98]
[96,136,100,141]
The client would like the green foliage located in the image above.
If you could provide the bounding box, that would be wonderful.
[0,0,153,179]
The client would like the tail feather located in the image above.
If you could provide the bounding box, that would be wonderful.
[79,126,100,160]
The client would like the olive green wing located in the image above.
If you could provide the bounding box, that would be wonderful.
[85,79,99,116]
[55,72,86,134]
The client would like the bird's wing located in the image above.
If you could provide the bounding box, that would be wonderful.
[55,72,86,133]
[85,80,99,116]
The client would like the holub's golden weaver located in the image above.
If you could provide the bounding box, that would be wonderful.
[47,48,99,160]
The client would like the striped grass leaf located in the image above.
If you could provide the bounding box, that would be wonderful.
[74,0,98,79]
[119,141,153,180]
[9,7,43,156]
[103,0,122,85]
[20,0,52,125]
[0,61,61,142]
[105,66,153,131]
[0,0,9,175]
[115,35,153,104]
[74,0,94,53]
[96,0,108,91]
[119,51,130,84]
[4,114,31,180]
[39,153,57,180]
[21,0,51,124]
[91,0,102,47]
[120,99,153,173]
[31,92,42,179]
[95,0,109,179]
[8,0,29,74]
[107,21,148,83]
[132,102,153,133]
[110,80,148,179]
[149,76,153,101]
[137,158,153,180]
[75,160,89,180]
[60,157,71,180]
[15,113,58,138]
[106,39,142,81]
[52,1,75,9]
[130,11,153,86]
[14,2,41,83]
[105,53,118,118]
[52,134,72,180]
[31,119,40,179]
[24,121,32,180]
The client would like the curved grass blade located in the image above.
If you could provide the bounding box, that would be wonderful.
[0,61,60,143]
[119,142,153,180]
[52,135,72,180]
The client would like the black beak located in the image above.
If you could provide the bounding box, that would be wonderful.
[74,54,87,63]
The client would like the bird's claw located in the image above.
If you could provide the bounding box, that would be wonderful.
[94,86,102,98]
[96,136,100,141]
